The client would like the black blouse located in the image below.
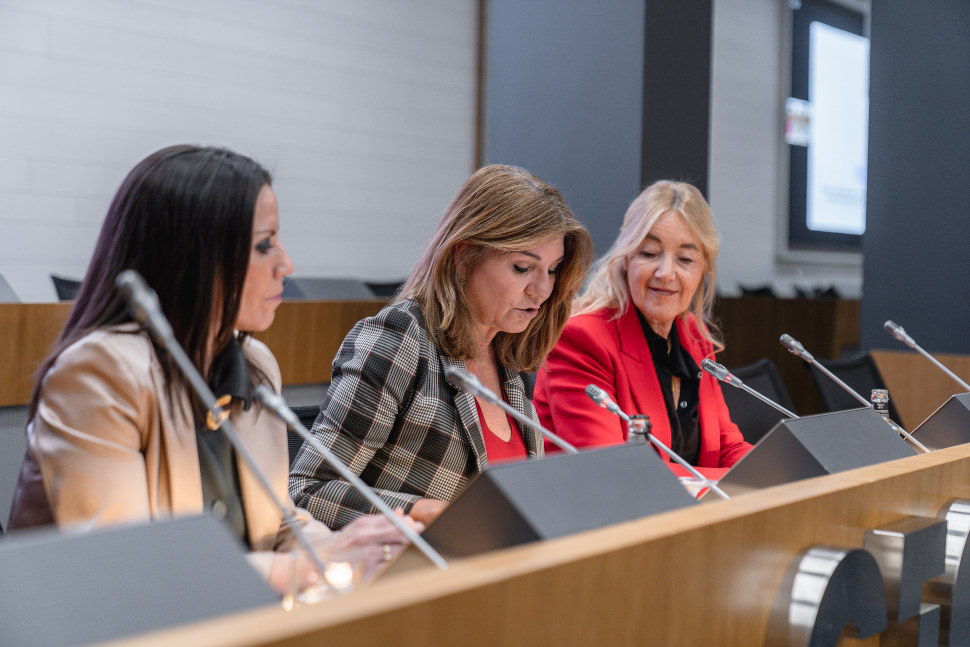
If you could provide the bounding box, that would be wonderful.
[636,312,703,465]
[195,337,251,547]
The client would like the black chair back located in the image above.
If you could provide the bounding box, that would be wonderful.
[808,352,902,422]
[364,279,404,298]
[287,404,322,467]
[51,274,82,301]
[722,358,798,444]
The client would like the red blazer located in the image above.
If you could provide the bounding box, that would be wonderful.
[534,303,751,479]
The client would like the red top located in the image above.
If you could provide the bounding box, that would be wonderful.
[475,399,528,464]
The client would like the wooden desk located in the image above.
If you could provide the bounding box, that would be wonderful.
[106,444,970,646]
[0,300,386,407]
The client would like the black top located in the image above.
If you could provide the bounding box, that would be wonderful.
[637,312,702,465]
[195,337,251,547]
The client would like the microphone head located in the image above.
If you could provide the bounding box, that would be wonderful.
[115,269,155,324]
[883,320,915,348]
[585,384,608,406]
[253,385,283,410]
[779,333,814,362]
[700,358,728,380]
[115,269,172,346]
[778,333,801,352]
[444,366,472,391]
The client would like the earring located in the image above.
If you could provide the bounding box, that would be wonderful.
[457,273,466,288]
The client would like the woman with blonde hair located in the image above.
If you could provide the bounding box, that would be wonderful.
[534,180,750,479]
[290,165,593,528]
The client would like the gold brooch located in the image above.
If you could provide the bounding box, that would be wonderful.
[205,394,233,431]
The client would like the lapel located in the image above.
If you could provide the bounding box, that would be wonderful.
[614,304,672,445]
[440,354,488,471]
[145,341,204,517]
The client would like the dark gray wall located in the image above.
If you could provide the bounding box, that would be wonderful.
[483,0,714,257]
[862,0,970,353]
[482,0,646,255]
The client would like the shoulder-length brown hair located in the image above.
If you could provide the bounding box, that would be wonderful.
[574,180,723,350]
[397,164,593,371]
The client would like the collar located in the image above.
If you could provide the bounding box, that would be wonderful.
[636,310,701,379]
[210,336,252,411]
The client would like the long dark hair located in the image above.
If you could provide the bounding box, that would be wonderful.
[28,145,272,420]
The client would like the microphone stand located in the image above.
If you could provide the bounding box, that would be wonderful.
[779,333,930,453]
[584,385,730,500]
[443,366,578,454]
[700,359,799,420]
[115,270,330,582]
[884,320,970,392]
[254,386,447,570]
[779,334,870,407]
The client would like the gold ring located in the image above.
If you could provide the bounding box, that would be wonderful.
[383,544,392,562]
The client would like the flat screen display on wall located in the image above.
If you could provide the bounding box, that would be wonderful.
[787,0,868,252]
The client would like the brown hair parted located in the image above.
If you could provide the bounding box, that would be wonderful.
[398,164,593,371]
[574,179,723,349]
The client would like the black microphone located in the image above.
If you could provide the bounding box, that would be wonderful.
[114,269,330,581]
[254,386,447,570]
[884,320,970,392]
[584,384,730,500]
[115,270,175,348]
[444,366,578,454]
[700,359,799,420]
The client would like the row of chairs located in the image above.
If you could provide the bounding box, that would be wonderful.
[722,353,896,445]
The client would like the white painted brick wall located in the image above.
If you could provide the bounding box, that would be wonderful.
[0,0,477,301]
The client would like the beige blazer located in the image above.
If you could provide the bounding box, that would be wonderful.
[8,325,327,551]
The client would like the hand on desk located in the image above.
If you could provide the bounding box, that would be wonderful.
[409,498,447,526]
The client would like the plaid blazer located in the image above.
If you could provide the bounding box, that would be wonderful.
[289,300,543,529]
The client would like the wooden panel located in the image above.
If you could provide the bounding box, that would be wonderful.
[872,348,970,430]
[252,300,386,385]
[0,300,386,407]
[715,296,861,416]
[0,303,71,407]
[105,444,970,646]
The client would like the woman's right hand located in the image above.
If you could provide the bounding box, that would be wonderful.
[409,498,447,526]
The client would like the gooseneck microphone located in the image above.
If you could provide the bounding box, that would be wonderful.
[778,332,929,453]
[254,386,447,570]
[584,384,730,500]
[884,320,970,392]
[444,366,578,454]
[116,270,331,580]
[700,359,799,420]
[779,333,870,407]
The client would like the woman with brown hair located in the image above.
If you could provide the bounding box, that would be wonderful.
[290,165,593,529]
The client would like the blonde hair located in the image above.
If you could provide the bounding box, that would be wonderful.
[574,180,723,349]
[398,164,593,371]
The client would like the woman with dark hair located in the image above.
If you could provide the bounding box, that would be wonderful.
[7,145,417,580]
[534,180,751,480]
[290,164,594,529]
